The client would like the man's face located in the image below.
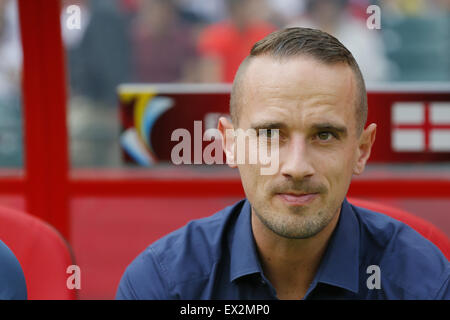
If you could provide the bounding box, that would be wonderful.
[225,56,374,239]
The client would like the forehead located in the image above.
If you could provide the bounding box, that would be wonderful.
[239,56,357,130]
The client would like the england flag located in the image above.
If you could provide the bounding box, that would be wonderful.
[392,102,450,152]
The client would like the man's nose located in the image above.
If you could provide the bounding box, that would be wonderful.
[280,134,315,180]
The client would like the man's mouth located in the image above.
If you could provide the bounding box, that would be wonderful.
[276,192,319,206]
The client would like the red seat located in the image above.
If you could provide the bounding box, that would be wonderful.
[0,206,77,300]
[348,198,450,260]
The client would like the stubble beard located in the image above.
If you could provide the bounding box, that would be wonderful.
[252,198,339,239]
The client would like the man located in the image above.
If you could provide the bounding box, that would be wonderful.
[117,28,449,299]
[0,239,27,299]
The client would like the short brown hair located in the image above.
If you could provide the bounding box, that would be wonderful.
[230,27,368,135]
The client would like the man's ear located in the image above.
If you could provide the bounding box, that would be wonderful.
[218,116,237,168]
[353,123,377,175]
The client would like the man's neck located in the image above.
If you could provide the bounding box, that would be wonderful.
[251,208,341,300]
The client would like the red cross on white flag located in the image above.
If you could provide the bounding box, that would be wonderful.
[392,102,450,152]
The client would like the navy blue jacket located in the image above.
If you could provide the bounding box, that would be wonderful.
[0,240,27,300]
[117,199,449,299]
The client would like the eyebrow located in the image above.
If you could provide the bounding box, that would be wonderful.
[250,121,348,136]
[312,123,348,136]
[250,122,287,131]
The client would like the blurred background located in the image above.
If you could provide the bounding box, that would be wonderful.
[1,0,449,168]
[0,0,448,299]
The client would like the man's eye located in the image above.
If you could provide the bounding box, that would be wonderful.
[259,129,279,139]
[317,131,335,141]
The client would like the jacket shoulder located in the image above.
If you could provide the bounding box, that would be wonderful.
[352,205,450,299]
[117,200,245,299]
